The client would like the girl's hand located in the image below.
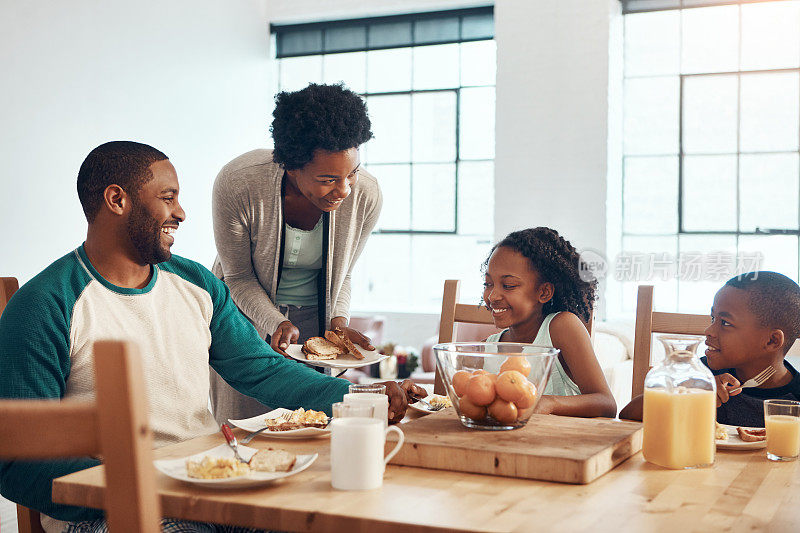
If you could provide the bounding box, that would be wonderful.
[533,395,555,415]
[715,373,741,407]
[271,320,299,357]
[330,316,375,350]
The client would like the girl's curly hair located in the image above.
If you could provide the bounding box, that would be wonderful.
[270,83,373,170]
[484,227,597,323]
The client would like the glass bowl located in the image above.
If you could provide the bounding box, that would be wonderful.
[433,342,558,430]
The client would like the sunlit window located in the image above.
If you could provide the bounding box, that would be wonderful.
[272,9,496,312]
[620,1,800,314]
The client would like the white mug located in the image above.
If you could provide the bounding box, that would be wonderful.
[343,392,388,427]
[330,417,404,490]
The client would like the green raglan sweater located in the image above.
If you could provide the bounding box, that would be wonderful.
[0,245,350,524]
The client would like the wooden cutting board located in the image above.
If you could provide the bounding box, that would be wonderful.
[388,409,642,484]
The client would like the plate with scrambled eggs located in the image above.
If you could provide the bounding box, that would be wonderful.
[229,407,331,438]
[154,444,317,488]
[408,394,452,415]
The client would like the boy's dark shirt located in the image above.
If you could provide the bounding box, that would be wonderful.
[700,356,800,427]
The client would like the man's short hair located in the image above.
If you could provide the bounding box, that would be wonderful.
[726,271,800,353]
[77,141,168,222]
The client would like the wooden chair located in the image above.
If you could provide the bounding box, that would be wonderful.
[0,277,19,314]
[433,279,594,394]
[0,340,161,533]
[631,285,711,398]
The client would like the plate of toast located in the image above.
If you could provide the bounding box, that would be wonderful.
[154,443,318,488]
[286,328,389,369]
[229,408,331,439]
[716,423,768,450]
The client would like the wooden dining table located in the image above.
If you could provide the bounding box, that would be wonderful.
[52,419,800,533]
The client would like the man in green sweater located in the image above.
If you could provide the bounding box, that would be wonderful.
[0,141,423,532]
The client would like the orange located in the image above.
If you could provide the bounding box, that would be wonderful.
[465,374,496,406]
[488,398,518,425]
[452,370,472,397]
[500,356,532,377]
[515,382,538,410]
[459,396,487,420]
[495,370,529,403]
[476,370,498,384]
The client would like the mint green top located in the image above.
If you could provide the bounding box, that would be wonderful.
[486,312,581,396]
[275,220,323,307]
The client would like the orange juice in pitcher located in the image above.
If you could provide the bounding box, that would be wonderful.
[642,335,716,469]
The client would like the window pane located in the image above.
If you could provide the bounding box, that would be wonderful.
[458,161,494,235]
[415,17,459,45]
[363,94,411,164]
[410,235,493,312]
[412,91,456,163]
[624,10,680,77]
[461,12,494,40]
[278,29,322,57]
[279,56,322,92]
[413,44,459,90]
[740,72,799,152]
[740,2,800,71]
[411,163,456,231]
[739,153,799,232]
[368,21,412,48]
[738,235,798,280]
[620,235,679,313]
[460,40,496,86]
[682,155,737,232]
[623,156,678,234]
[623,76,679,155]
[682,74,737,154]
[323,52,366,93]
[677,234,737,313]
[366,48,412,93]
[459,87,495,160]
[366,164,410,231]
[681,6,739,74]
[323,25,366,53]
[349,234,412,311]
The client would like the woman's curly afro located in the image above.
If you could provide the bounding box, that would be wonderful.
[270,83,373,170]
[486,227,597,323]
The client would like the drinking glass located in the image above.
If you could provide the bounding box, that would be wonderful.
[348,383,386,395]
[764,399,800,461]
[332,402,374,419]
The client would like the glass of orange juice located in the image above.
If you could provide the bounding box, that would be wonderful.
[764,399,800,461]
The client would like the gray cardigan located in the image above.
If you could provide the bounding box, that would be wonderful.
[211,149,382,338]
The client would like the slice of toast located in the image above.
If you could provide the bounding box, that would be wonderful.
[248,448,296,472]
[302,337,344,360]
[332,327,365,360]
[737,427,767,442]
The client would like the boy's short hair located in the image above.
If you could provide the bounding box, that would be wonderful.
[725,271,800,353]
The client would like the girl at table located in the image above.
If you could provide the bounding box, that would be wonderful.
[482,227,617,418]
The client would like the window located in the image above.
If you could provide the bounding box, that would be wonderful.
[619,1,800,314]
[272,8,496,312]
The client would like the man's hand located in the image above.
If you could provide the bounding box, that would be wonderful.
[271,320,299,357]
[715,373,741,407]
[330,316,374,350]
[380,379,427,424]
[533,395,555,415]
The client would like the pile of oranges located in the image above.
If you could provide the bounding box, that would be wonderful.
[451,356,538,424]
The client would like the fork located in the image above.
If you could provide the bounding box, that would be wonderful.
[729,366,776,394]
[220,424,247,464]
[408,392,442,411]
[239,411,292,444]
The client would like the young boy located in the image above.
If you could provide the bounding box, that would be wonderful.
[619,271,800,427]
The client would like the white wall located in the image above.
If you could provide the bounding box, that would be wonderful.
[0,0,271,283]
[494,0,622,317]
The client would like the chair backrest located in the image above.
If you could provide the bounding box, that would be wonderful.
[632,285,711,398]
[0,277,19,315]
[433,280,594,394]
[0,341,162,533]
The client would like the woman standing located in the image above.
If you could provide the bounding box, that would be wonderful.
[210,83,382,423]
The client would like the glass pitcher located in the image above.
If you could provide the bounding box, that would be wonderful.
[642,334,716,469]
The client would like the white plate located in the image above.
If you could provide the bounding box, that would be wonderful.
[154,444,318,488]
[229,408,331,439]
[285,343,389,369]
[408,395,452,415]
[717,424,767,450]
